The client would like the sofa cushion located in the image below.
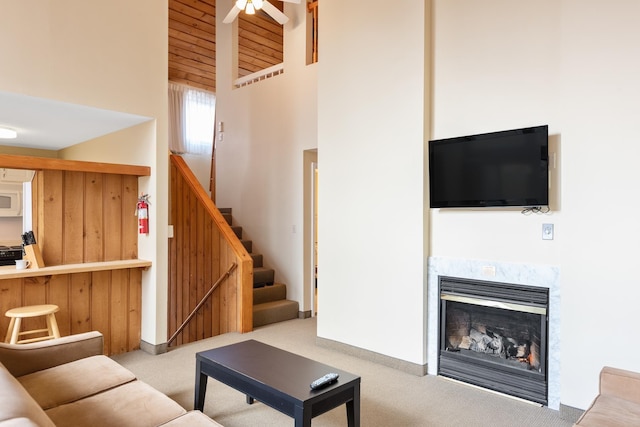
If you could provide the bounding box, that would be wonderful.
[45,380,187,427]
[575,394,640,427]
[18,355,136,410]
[159,411,224,426]
[0,363,55,427]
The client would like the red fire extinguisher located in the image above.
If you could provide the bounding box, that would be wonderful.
[137,194,150,235]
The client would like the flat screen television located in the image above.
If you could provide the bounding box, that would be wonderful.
[429,125,549,208]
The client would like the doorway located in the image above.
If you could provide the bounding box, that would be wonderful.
[303,150,318,317]
[313,162,318,315]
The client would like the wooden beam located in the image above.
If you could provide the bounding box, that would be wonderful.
[0,154,150,176]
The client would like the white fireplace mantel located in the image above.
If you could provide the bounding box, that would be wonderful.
[427,256,561,410]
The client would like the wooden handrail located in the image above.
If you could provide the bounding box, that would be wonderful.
[170,155,249,259]
[167,262,237,345]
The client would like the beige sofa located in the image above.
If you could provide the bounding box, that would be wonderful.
[574,366,640,426]
[0,331,221,427]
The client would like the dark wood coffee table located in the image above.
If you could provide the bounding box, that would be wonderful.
[194,339,360,427]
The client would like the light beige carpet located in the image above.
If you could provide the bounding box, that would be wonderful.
[112,317,575,427]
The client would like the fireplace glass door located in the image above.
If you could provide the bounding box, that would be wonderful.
[438,276,549,405]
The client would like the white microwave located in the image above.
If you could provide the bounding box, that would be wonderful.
[0,185,22,217]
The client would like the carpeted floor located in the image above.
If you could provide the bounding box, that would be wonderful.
[112,317,575,427]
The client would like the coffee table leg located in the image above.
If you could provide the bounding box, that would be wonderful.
[346,382,361,427]
[194,360,208,411]
[294,405,312,427]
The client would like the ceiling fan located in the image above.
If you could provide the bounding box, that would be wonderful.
[223,0,300,26]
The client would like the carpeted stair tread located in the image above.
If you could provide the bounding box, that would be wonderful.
[231,225,242,238]
[253,283,287,305]
[220,207,298,328]
[253,267,275,288]
[253,299,299,328]
[251,254,263,267]
[222,213,232,225]
[241,240,252,252]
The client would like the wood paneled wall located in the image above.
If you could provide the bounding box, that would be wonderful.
[238,3,284,78]
[34,170,139,265]
[0,270,142,355]
[168,155,252,347]
[0,166,143,356]
[169,0,216,92]
[168,0,286,91]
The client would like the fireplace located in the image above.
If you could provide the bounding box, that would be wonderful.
[438,276,549,405]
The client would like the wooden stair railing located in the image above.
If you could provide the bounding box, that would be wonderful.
[169,155,253,346]
[167,262,237,346]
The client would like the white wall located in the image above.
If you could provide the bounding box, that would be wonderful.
[316,1,429,365]
[0,0,169,346]
[181,153,213,196]
[431,1,562,265]
[432,0,640,409]
[558,0,640,409]
[215,0,318,309]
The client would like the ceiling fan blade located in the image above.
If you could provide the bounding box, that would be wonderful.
[223,6,242,24]
[262,1,289,25]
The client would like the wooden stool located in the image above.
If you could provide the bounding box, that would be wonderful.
[4,304,61,344]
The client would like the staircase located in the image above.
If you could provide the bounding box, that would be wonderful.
[220,208,299,328]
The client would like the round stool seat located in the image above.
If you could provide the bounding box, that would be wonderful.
[6,304,59,318]
[4,304,61,344]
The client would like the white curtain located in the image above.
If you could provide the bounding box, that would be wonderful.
[168,82,216,155]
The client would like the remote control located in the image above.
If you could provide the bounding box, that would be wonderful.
[310,373,339,390]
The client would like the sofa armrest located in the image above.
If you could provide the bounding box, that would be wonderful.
[599,366,640,405]
[0,331,103,377]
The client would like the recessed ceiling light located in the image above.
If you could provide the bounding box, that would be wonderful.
[0,126,17,139]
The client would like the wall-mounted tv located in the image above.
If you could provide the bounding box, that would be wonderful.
[429,125,549,208]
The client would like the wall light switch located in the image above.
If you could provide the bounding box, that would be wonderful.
[542,223,554,240]
[168,225,174,238]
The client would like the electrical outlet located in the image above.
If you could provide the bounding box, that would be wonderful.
[542,224,554,240]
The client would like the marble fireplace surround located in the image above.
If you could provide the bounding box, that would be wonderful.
[427,256,561,410]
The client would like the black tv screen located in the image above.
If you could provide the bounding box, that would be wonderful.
[429,125,549,208]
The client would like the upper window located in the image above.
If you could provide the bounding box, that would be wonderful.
[168,82,216,155]
[236,3,284,82]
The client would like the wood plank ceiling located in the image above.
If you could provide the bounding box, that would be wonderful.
[237,3,284,78]
[168,0,285,93]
